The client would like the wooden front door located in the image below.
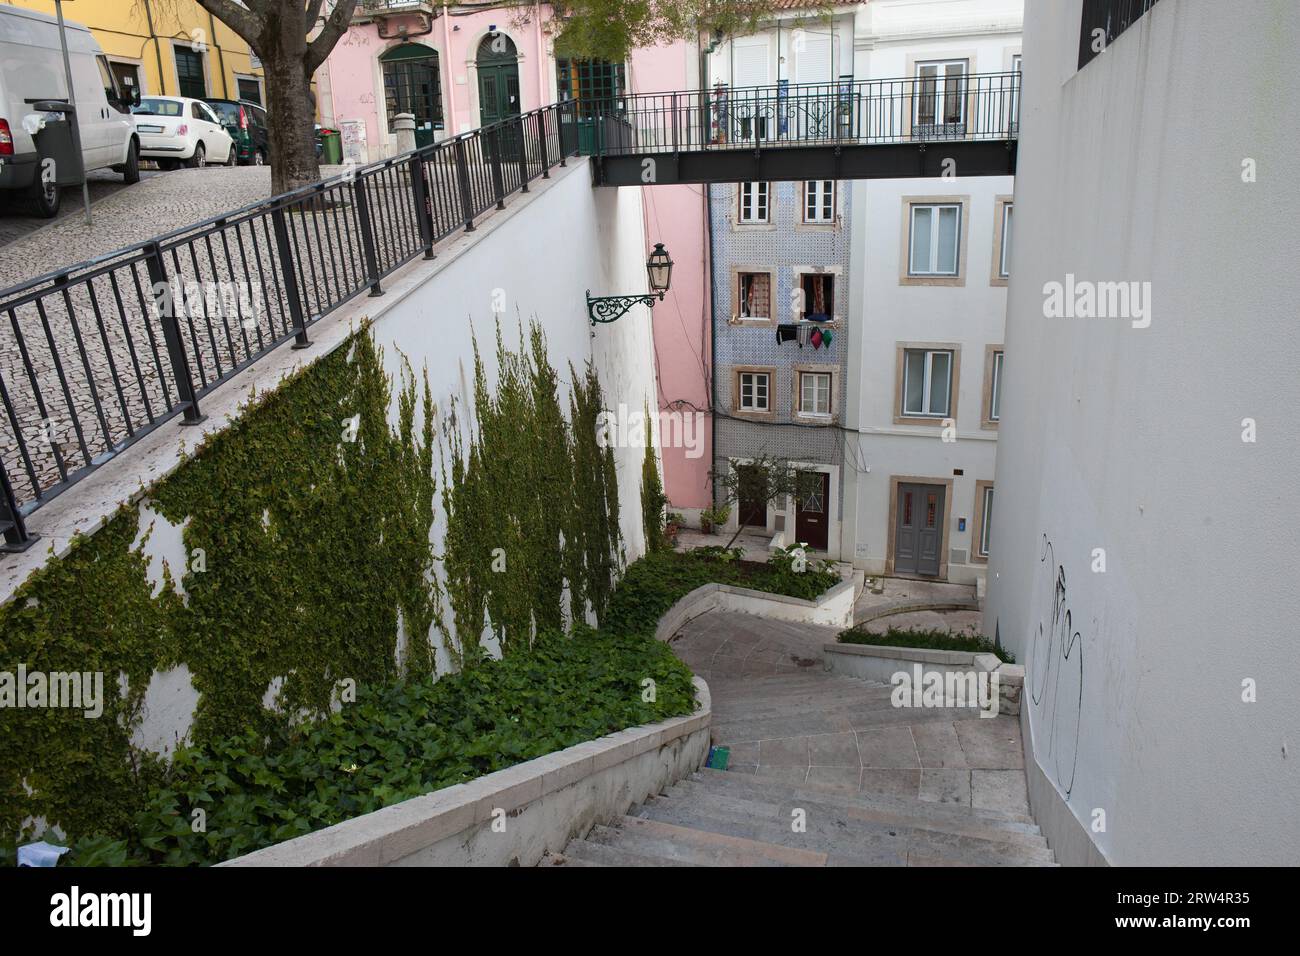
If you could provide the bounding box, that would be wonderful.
[737,464,767,528]
[895,482,944,576]
[794,471,830,551]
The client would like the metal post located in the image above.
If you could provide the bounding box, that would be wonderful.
[351,176,385,292]
[489,126,506,210]
[557,105,568,166]
[537,111,550,178]
[54,0,91,226]
[672,93,680,153]
[145,242,205,424]
[0,462,37,552]
[408,152,436,258]
[452,136,476,232]
[270,205,313,343]
[515,115,529,193]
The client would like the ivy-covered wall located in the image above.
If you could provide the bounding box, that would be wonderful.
[0,321,628,846]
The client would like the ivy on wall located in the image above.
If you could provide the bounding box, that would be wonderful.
[641,409,668,552]
[0,319,627,848]
[439,323,623,665]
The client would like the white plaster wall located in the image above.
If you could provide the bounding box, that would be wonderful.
[843,173,1010,580]
[838,0,1020,582]
[983,0,1300,865]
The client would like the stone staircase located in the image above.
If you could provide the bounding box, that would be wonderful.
[541,610,1054,867]
[543,765,1054,866]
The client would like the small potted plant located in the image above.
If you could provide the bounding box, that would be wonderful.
[700,503,731,535]
[664,512,684,548]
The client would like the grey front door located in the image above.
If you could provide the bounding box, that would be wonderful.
[895,483,944,576]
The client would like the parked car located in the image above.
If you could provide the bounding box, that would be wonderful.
[205,97,270,166]
[0,3,140,217]
[131,95,234,170]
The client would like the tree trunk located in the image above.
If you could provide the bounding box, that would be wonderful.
[264,55,320,195]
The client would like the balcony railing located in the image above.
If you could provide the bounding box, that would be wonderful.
[0,101,579,550]
[588,71,1021,156]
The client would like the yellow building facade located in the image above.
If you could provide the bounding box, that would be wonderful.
[8,0,265,103]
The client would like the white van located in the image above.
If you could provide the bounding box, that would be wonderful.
[0,3,139,217]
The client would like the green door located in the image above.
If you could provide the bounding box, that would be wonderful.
[477,34,521,127]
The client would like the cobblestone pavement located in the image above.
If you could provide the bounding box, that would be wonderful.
[0,166,273,290]
[0,168,169,249]
[0,153,536,511]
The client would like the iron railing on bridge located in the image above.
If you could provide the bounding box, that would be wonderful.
[589,71,1020,156]
[0,101,579,550]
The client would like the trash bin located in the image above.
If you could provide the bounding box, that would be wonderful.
[318,128,342,165]
[27,100,84,186]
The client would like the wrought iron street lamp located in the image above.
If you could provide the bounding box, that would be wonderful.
[587,243,674,325]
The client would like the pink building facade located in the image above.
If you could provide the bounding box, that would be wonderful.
[319,7,713,515]
[318,3,557,161]
[627,42,713,516]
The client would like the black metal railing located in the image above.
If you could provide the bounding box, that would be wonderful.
[590,71,1021,156]
[1078,0,1161,69]
[0,100,578,550]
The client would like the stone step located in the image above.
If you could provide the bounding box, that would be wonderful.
[692,768,1038,828]
[655,784,1054,865]
[536,851,604,867]
[564,833,700,867]
[669,777,1049,851]
[598,815,828,867]
[633,793,910,866]
[641,791,1053,867]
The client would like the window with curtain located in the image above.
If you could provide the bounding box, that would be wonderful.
[799,372,833,416]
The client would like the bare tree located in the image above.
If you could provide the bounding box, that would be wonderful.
[710,454,822,549]
[196,1,358,193]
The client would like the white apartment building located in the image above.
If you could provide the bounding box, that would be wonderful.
[841,0,1023,584]
[985,0,1300,865]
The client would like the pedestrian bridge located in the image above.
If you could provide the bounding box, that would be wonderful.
[585,72,1020,186]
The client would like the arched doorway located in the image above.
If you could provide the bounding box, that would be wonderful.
[476,33,521,127]
[380,43,443,148]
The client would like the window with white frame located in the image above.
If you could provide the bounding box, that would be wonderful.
[902,349,954,417]
[738,182,770,223]
[989,350,1004,421]
[803,180,835,223]
[909,203,961,276]
[738,371,771,412]
[798,371,832,416]
[915,59,968,128]
[999,203,1013,277]
[978,485,994,557]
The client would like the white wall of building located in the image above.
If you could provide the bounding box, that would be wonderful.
[984,0,1300,865]
[841,0,1020,583]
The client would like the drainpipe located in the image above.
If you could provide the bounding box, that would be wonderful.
[208,11,229,98]
[535,2,545,102]
[706,181,717,509]
[143,0,166,94]
[441,5,454,132]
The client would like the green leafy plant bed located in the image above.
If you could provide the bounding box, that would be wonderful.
[20,631,695,867]
[838,626,1015,664]
[603,548,842,637]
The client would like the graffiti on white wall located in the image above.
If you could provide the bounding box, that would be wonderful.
[1030,534,1084,797]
